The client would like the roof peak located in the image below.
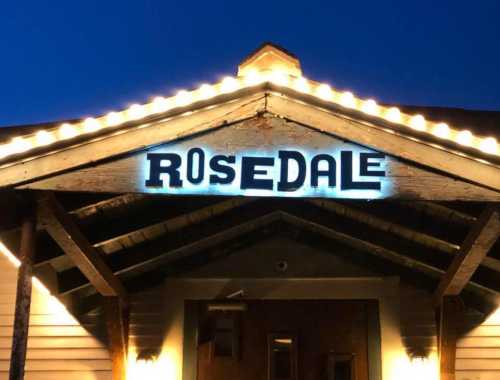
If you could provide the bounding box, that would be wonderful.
[238,42,302,77]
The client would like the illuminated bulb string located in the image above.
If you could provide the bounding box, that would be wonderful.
[0,71,498,160]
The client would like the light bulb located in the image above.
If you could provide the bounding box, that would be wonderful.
[128,104,146,120]
[59,123,78,139]
[316,84,333,100]
[409,115,426,131]
[479,137,498,154]
[198,84,217,100]
[220,77,239,93]
[83,117,101,133]
[385,107,401,123]
[361,99,379,115]
[433,122,450,138]
[456,130,472,146]
[35,130,55,146]
[105,112,124,127]
[339,92,356,108]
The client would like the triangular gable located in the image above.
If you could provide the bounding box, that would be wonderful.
[19,115,500,201]
[0,43,499,196]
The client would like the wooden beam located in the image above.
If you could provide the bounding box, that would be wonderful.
[1,92,266,189]
[437,296,463,380]
[103,297,129,380]
[37,192,126,298]
[267,91,500,193]
[279,211,497,299]
[9,208,36,380]
[435,206,500,303]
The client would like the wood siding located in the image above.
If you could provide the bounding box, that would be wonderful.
[0,254,112,379]
[457,309,500,380]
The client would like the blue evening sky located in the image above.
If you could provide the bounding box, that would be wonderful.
[1,1,499,126]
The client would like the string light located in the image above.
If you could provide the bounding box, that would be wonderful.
[433,123,450,138]
[59,123,79,139]
[339,91,356,108]
[361,99,379,115]
[293,76,311,93]
[198,84,217,100]
[456,130,473,146]
[127,104,146,120]
[479,137,498,154]
[315,84,333,101]
[35,130,55,146]
[220,76,239,93]
[83,117,101,133]
[0,68,498,162]
[105,111,124,127]
[409,115,426,131]
[385,107,401,123]
[10,137,31,154]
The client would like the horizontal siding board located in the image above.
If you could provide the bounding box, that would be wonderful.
[458,337,500,348]
[0,255,111,377]
[457,348,500,359]
[0,359,112,371]
[456,359,500,370]
[456,371,500,380]
[0,348,110,360]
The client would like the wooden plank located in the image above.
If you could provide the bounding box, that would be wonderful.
[308,199,459,254]
[9,212,36,380]
[438,296,463,380]
[103,297,128,380]
[435,206,500,303]
[456,348,500,358]
[19,115,500,201]
[456,371,500,380]
[267,92,500,192]
[456,358,500,370]
[0,93,266,188]
[37,193,126,298]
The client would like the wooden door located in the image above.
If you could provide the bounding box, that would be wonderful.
[196,300,372,380]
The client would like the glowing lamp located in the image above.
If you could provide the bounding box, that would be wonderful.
[456,130,472,146]
[220,76,239,93]
[10,137,31,154]
[409,115,426,131]
[175,90,192,107]
[433,122,450,138]
[268,70,289,86]
[293,77,311,93]
[128,104,146,120]
[385,107,401,123]
[35,130,55,146]
[339,92,356,108]
[315,84,333,100]
[83,117,101,133]
[105,111,124,127]
[198,84,217,100]
[0,144,9,159]
[59,123,79,139]
[361,99,379,115]
[243,69,263,86]
[479,137,498,154]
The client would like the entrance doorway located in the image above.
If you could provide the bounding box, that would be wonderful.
[196,300,375,380]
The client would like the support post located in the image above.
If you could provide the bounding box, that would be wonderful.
[104,296,129,380]
[437,296,463,380]
[9,209,36,380]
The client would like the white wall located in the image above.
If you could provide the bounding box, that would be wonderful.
[0,250,112,380]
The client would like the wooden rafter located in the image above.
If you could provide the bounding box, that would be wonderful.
[308,199,500,273]
[58,208,281,295]
[37,192,126,298]
[434,206,500,304]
